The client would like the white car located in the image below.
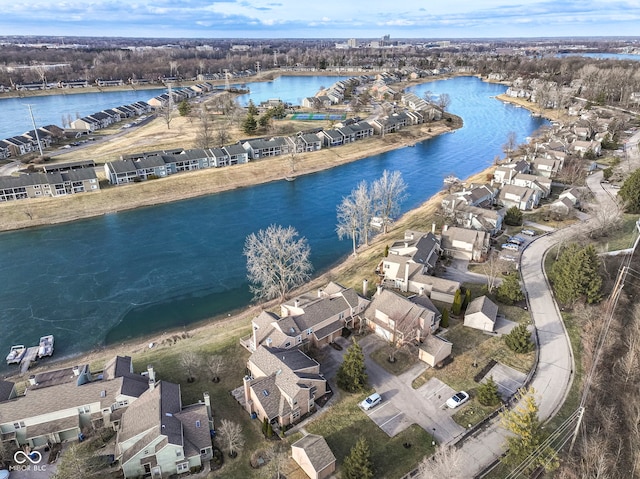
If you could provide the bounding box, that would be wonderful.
[360,392,382,410]
[502,243,519,252]
[521,229,536,236]
[446,391,469,409]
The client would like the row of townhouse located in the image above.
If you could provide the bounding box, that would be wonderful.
[0,356,214,479]
[104,112,415,185]
[70,101,152,132]
[0,125,65,159]
[104,145,250,184]
[146,82,217,108]
[0,168,100,201]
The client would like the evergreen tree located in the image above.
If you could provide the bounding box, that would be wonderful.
[440,308,449,328]
[178,99,191,116]
[342,437,374,479]
[477,376,501,406]
[550,243,602,306]
[451,289,462,316]
[504,323,534,353]
[336,341,368,392]
[619,167,640,213]
[242,113,257,134]
[247,99,259,116]
[262,417,269,436]
[500,388,558,473]
[496,272,525,305]
[504,206,524,226]
[462,288,471,310]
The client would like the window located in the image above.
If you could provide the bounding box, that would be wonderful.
[177,462,189,473]
[292,410,300,420]
[338,312,345,320]
[200,448,209,455]
[13,421,25,429]
[306,328,313,335]
[176,450,182,457]
[78,406,90,414]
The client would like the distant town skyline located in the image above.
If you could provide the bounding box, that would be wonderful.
[2,0,639,39]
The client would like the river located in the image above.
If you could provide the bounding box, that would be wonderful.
[0,76,547,372]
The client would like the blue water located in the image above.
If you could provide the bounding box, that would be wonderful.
[0,76,547,371]
[0,76,351,139]
[0,88,164,139]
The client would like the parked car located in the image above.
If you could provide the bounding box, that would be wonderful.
[0,469,9,479]
[502,243,520,252]
[508,236,525,245]
[446,391,469,409]
[360,392,382,411]
[521,229,536,236]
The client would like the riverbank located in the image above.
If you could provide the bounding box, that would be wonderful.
[0,117,460,232]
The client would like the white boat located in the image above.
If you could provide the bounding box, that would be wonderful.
[38,335,54,358]
[6,345,26,364]
[443,175,461,185]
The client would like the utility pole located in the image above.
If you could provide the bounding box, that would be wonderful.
[26,104,44,157]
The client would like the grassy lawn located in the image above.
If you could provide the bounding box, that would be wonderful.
[306,393,435,478]
[370,344,420,375]
[596,213,640,252]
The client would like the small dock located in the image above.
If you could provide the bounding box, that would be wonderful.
[20,346,39,374]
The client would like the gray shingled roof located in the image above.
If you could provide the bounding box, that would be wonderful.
[465,296,498,321]
[175,403,210,457]
[0,380,15,402]
[30,364,90,390]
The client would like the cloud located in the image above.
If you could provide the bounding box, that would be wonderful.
[0,0,638,37]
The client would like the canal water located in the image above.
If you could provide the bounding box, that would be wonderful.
[0,75,350,139]
[0,76,547,371]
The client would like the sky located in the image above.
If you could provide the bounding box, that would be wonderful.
[1,0,640,39]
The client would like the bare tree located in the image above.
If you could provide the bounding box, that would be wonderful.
[479,250,509,293]
[195,106,214,148]
[218,419,245,458]
[244,224,313,303]
[158,102,174,130]
[437,93,451,113]
[336,181,373,255]
[262,443,288,479]
[386,312,419,362]
[416,446,465,479]
[180,351,201,382]
[204,354,227,382]
[502,131,518,158]
[371,170,408,234]
[588,202,622,239]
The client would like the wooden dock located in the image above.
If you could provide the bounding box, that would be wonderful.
[20,346,39,374]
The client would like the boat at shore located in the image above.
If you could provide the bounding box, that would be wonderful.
[443,175,461,185]
[6,345,26,364]
[38,335,54,358]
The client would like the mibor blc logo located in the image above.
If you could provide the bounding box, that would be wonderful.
[10,449,46,472]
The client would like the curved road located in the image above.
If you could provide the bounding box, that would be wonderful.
[457,168,622,477]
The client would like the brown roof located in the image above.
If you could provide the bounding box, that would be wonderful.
[175,404,211,458]
[292,434,336,472]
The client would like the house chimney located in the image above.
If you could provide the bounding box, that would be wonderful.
[243,375,253,414]
[147,365,156,383]
[363,279,369,298]
[432,223,436,234]
[404,263,410,292]
[294,299,300,308]
[203,392,212,419]
[29,375,37,386]
[443,224,449,232]
[419,286,425,296]
[317,289,323,298]
[149,378,156,390]
[376,284,383,296]
[72,365,80,376]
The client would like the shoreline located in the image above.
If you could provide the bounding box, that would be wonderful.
[0,118,460,232]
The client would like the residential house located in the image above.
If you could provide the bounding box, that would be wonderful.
[531,157,563,178]
[209,147,230,167]
[242,346,327,427]
[132,156,169,180]
[512,173,551,199]
[319,129,344,147]
[440,226,490,262]
[0,357,149,451]
[351,121,374,139]
[105,159,140,184]
[291,434,336,479]
[464,296,499,332]
[71,116,101,132]
[43,159,96,174]
[241,282,369,352]
[418,335,453,367]
[223,144,250,165]
[571,139,601,157]
[3,137,32,156]
[441,184,497,213]
[242,137,290,159]
[550,197,575,217]
[449,205,504,236]
[497,184,540,211]
[559,188,581,207]
[297,134,323,152]
[0,170,99,201]
[382,230,441,277]
[364,288,441,344]
[116,383,213,479]
[0,141,12,159]
[493,160,530,185]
